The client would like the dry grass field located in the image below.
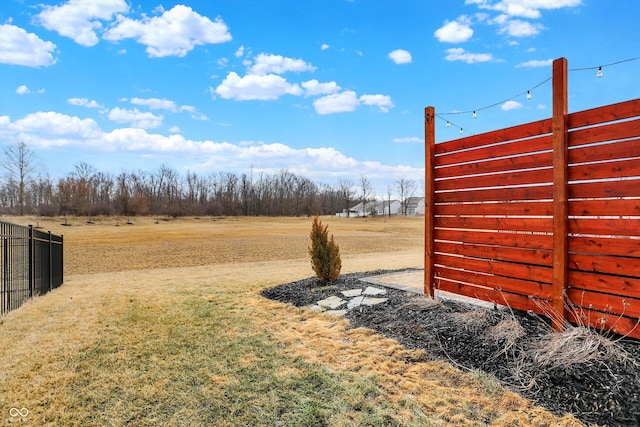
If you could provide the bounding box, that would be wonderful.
[0,215,580,426]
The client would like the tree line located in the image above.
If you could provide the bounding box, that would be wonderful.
[1,142,418,218]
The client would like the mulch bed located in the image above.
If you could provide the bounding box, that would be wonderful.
[262,271,640,427]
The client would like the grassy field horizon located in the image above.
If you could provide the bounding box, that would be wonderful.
[0,215,580,426]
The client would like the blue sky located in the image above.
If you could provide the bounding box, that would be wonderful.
[1,0,639,195]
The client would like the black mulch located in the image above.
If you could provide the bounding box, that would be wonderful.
[261,270,640,427]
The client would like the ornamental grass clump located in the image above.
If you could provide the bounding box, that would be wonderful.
[308,215,341,282]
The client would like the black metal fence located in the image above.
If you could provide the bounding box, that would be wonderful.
[1,221,63,315]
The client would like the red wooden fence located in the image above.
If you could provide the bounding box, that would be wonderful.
[424,57,640,339]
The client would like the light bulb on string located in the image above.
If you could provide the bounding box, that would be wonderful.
[472,111,477,119]
[596,66,603,78]
[446,121,450,128]
[527,90,532,100]
[459,128,463,135]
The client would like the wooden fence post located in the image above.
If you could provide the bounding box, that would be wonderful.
[551,57,569,331]
[424,106,436,298]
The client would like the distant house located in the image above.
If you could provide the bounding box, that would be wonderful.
[403,197,425,215]
[337,200,401,217]
[373,200,401,216]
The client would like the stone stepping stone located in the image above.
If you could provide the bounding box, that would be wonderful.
[317,295,346,310]
[341,289,363,297]
[347,296,365,309]
[363,297,388,306]
[363,286,387,296]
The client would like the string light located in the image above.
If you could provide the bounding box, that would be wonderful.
[433,55,640,137]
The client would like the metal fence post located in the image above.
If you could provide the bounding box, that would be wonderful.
[28,225,34,298]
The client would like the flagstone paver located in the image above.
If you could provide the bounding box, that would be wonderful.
[363,286,386,296]
[316,295,346,310]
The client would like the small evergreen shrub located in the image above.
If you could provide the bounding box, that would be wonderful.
[308,215,342,282]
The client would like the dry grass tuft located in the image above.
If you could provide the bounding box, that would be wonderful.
[487,318,526,350]
[447,309,492,333]
[527,324,635,370]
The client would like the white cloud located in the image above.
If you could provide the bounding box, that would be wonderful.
[434,17,474,43]
[497,18,544,36]
[37,0,129,47]
[6,111,102,141]
[516,58,553,67]
[388,49,412,64]
[104,5,232,57]
[215,72,303,101]
[16,85,29,95]
[444,48,493,64]
[321,43,330,50]
[0,24,57,67]
[313,91,360,114]
[0,112,424,188]
[248,53,316,75]
[467,0,582,19]
[393,137,422,143]
[359,94,394,113]
[301,79,341,97]
[234,45,245,57]
[501,100,523,111]
[107,107,163,129]
[130,97,178,111]
[68,97,103,108]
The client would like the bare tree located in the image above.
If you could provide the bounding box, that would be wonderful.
[337,178,355,217]
[3,141,38,215]
[395,176,417,216]
[386,184,394,218]
[360,174,372,217]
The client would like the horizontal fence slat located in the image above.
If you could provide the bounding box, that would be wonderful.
[436,278,544,312]
[436,134,552,166]
[569,98,640,129]
[570,253,640,278]
[569,179,640,199]
[569,270,640,299]
[570,235,640,257]
[569,198,640,217]
[435,265,552,299]
[436,185,553,203]
[436,152,553,179]
[436,168,553,192]
[436,241,553,266]
[435,253,553,283]
[436,201,553,216]
[435,118,552,154]
[569,158,640,182]
[435,228,554,250]
[569,137,640,164]
[568,118,640,148]
[436,216,553,233]
[569,218,640,237]
[566,309,640,339]
[566,288,640,319]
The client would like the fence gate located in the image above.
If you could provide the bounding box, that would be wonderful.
[1,221,63,315]
[424,57,640,339]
